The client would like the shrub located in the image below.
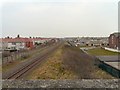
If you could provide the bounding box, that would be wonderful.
[21,54,29,60]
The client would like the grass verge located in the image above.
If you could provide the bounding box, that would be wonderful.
[87,48,119,56]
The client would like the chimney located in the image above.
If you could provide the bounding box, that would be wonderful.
[7,36,9,38]
[17,34,20,38]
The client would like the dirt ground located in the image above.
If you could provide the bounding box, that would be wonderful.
[62,45,115,79]
[27,43,115,79]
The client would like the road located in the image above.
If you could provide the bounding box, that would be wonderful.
[2,41,63,79]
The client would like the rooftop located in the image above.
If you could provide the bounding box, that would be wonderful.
[111,32,120,37]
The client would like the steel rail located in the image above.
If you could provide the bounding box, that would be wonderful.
[6,43,62,79]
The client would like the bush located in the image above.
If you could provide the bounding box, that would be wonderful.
[21,54,29,60]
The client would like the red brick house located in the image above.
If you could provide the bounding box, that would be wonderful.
[2,37,34,50]
[0,35,52,51]
[109,32,120,50]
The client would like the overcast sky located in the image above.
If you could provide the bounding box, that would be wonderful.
[1,0,119,38]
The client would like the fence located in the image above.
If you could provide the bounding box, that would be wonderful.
[95,58,120,78]
[2,51,30,64]
[2,42,56,64]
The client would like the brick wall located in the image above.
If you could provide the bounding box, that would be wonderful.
[109,34,120,49]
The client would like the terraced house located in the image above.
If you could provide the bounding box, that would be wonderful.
[109,32,120,50]
[1,37,34,51]
[0,35,53,51]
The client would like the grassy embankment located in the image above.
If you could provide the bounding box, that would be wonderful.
[27,45,77,79]
[27,44,115,79]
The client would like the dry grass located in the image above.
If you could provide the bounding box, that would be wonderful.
[27,44,114,79]
[0,65,2,73]
[2,55,32,73]
[62,45,114,79]
[92,67,115,79]
[2,61,20,73]
[27,45,77,79]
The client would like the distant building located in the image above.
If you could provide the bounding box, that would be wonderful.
[33,38,51,45]
[76,37,108,47]
[0,36,52,51]
[2,37,34,50]
[109,32,120,50]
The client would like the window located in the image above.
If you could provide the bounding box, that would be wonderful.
[12,42,16,45]
[111,35,114,44]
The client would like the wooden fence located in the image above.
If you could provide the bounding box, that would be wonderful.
[2,51,30,64]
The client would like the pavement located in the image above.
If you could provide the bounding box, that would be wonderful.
[80,47,96,50]
[96,55,120,70]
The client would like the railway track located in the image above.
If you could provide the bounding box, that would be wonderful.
[4,42,62,79]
